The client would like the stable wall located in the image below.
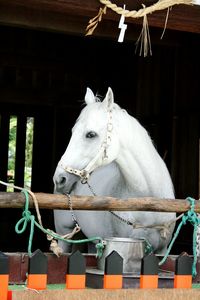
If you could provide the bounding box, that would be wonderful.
[0,25,199,253]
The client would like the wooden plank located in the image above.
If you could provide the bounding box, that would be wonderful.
[0,1,199,36]
[0,192,199,212]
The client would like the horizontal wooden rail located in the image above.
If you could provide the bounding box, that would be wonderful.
[0,192,200,213]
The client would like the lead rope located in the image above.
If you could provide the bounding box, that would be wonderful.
[15,189,105,257]
[87,181,182,238]
[196,210,200,257]
[196,198,200,257]
[87,181,133,225]
[0,180,105,257]
[66,191,105,257]
[86,185,199,276]
[159,197,200,277]
[66,193,80,229]
[86,181,154,254]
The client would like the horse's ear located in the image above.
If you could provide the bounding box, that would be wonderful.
[102,87,114,111]
[85,87,96,105]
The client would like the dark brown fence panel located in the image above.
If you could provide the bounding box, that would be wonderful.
[0,113,10,191]
[31,109,55,193]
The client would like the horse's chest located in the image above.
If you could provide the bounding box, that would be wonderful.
[75,211,134,238]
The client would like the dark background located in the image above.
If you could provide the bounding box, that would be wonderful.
[0,23,199,254]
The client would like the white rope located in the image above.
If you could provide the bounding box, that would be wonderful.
[0,180,80,256]
[197,211,200,256]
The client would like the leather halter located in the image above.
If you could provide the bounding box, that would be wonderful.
[59,109,113,183]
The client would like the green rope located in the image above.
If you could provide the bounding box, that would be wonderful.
[159,197,200,277]
[144,239,153,254]
[15,191,200,276]
[15,190,104,257]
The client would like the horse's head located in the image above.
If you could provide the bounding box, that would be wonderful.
[53,87,120,194]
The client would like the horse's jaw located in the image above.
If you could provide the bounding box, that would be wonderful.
[53,166,79,194]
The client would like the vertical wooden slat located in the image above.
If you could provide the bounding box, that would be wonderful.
[0,113,10,191]
[15,115,27,188]
[31,109,54,192]
[171,115,199,198]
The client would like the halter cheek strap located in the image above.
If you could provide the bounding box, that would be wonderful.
[59,109,113,183]
[59,147,105,183]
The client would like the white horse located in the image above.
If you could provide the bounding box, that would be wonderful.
[53,87,176,258]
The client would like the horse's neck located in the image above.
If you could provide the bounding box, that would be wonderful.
[115,116,174,198]
[73,162,128,198]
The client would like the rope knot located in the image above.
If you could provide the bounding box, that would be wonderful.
[159,196,199,278]
[22,210,32,220]
[96,240,106,258]
[181,215,188,225]
[186,197,200,226]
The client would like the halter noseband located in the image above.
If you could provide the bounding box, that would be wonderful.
[59,109,113,183]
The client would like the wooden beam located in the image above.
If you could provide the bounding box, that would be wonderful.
[0,1,199,36]
[0,192,199,213]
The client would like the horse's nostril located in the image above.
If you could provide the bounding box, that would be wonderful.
[54,171,78,193]
[59,176,66,186]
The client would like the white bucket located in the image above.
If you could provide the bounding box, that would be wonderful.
[97,237,146,273]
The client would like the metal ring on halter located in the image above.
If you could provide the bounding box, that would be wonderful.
[80,170,89,184]
[81,177,88,184]
[107,122,113,132]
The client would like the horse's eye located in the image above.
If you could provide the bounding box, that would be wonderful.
[85,131,97,138]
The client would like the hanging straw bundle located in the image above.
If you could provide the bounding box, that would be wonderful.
[85,0,192,56]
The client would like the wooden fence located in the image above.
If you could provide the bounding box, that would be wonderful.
[0,248,194,300]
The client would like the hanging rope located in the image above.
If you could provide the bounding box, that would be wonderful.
[1,180,199,273]
[0,180,105,257]
[99,0,192,18]
[15,189,104,257]
[86,0,192,35]
[159,197,200,277]
[86,0,192,56]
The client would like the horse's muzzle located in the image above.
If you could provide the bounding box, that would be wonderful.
[53,166,78,194]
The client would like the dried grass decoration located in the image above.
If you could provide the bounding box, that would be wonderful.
[85,0,192,57]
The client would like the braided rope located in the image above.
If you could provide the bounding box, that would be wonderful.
[99,0,192,18]
[159,197,200,277]
[86,0,192,55]
[0,180,104,257]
